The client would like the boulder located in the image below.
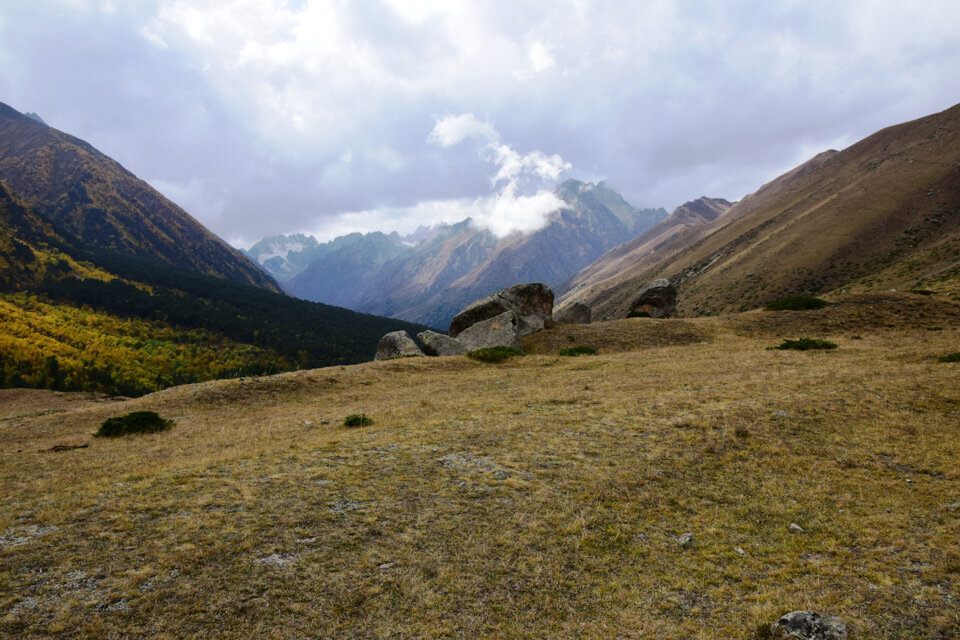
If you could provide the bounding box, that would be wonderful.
[374,331,424,360]
[449,283,554,338]
[417,330,467,356]
[771,611,849,640]
[554,301,591,324]
[628,278,676,318]
[456,311,524,351]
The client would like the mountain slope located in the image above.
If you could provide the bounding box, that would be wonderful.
[0,102,278,291]
[560,102,960,318]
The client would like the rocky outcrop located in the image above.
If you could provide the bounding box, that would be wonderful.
[449,283,554,338]
[456,311,525,351]
[628,278,676,318]
[554,301,591,324]
[771,611,849,640]
[417,330,467,356]
[374,331,424,360]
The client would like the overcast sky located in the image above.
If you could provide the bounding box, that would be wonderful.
[2,1,959,246]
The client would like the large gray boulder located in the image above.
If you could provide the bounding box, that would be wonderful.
[628,278,676,318]
[417,330,466,356]
[449,283,554,338]
[456,311,525,351]
[374,331,424,360]
[771,611,849,640]
[554,301,591,324]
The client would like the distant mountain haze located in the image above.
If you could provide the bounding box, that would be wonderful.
[257,180,668,328]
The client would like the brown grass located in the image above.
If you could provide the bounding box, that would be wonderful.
[1,294,959,638]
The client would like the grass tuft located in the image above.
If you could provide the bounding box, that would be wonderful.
[344,413,373,427]
[770,338,838,351]
[466,346,525,363]
[95,411,173,437]
[559,345,597,357]
[938,352,960,363]
[764,296,829,311]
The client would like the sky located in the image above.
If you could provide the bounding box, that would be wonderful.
[2,1,960,246]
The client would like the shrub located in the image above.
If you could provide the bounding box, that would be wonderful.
[764,296,829,311]
[770,338,838,351]
[559,345,597,356]
[466,346,525,363]
[96,411,173,437]
[627,310,651,318]
[938,352,960,363]
[344,413,373,427]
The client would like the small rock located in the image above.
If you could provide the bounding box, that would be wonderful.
[378,562,395,570]
[771,610,849,640]
[677,532,694,548]
[789,523,805,534]
[945,501,960,511]
[734,546,746,556]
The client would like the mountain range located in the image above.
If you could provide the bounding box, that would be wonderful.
[247,180,668,328]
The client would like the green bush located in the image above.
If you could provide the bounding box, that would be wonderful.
[938,352,960,363]
[466,346,525,363]
[344,413,373,427]
[559,345,597,356]
[627,310,651,318]
[96,411,173,437]
[770,338,838,351]
[764,296,829,311]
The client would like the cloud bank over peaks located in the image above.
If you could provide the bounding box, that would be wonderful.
[428,113,571,236]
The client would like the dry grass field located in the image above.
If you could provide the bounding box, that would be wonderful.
[1,293,959,639]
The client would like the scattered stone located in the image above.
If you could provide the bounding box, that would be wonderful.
[104,600,129,613]
[378,562,395,570]
[789,523,805,534]
[770,610,849,640]
[734,546,746,556]
[677,532,695,548]
[456,311,525,351]
[628,278,677,318]
[374,331,424,360]
[417,330,467,356]
[945,501,960,511]
[41,443,89,453]
[255,553,296,568]
[449,282,554,338]
[554,301,591,324]
[0,524,59,547]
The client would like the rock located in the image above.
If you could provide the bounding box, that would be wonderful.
[449,282,554,338]
[554,301,591,324]
[945,500,960,511]
[771,611,849,640]
[456,311,525,351]
[374,331,424,360]
[789,523,805,534]
[417,330,466,356]
[676,532,694,548]
[734,546,746,556]
[628,278,677,318]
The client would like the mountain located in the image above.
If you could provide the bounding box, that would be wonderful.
[0,106,429,396]
[0,101,278,291]
[243,233,323,281]
[272,180,667,328]
[558,102,960,318]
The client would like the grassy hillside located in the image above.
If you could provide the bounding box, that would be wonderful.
[560,102,960,319]
[1,292,958,638]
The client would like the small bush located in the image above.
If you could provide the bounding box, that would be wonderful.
[466,346,525,363]
[627,310,651,318]
[764,296,829,311]
[938,352,960,363]
[559,345,597,356]
[910,289,935,296]
[734,426,750,439]
[344,413,373,427]
[96,411,173,437]
[770,338,838,351]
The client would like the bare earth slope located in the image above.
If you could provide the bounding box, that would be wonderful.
[561,101,960,319]
[2,292,958,639]
[0,102,278,291]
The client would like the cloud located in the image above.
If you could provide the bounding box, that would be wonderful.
[428,113,497,147]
